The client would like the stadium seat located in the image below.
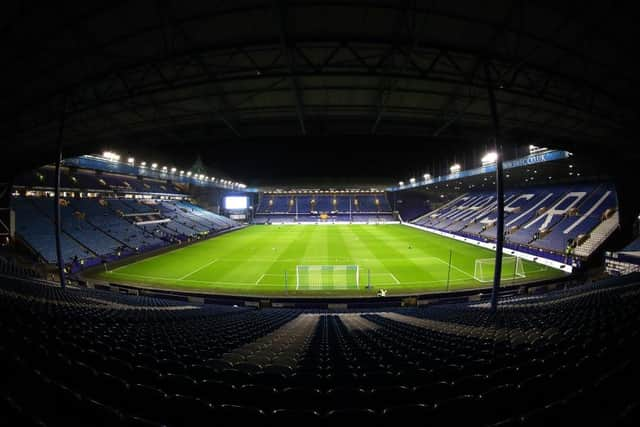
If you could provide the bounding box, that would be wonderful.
[1,273,639,424]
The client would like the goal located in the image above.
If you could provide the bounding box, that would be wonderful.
[473,256,525,283]
[296,265,360,290]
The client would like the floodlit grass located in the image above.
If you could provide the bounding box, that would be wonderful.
[90,224,565,297]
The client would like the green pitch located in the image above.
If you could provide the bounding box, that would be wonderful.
[91,224,565,296]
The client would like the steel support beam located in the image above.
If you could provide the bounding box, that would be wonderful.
[485,62,504,313]
[274,0,306,135]
[54,110,67,289]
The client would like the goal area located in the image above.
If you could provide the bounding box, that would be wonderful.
[296,265,360,290]
[473,256,526,283]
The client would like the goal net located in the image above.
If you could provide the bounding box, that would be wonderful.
[473,256,525,283]
[296,265,359,290]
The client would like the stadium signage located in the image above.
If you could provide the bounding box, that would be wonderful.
[389,150,571,191]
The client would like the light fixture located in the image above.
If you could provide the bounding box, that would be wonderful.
[481,152,498,165]
[102,151,120,161]
[450,164,461,173]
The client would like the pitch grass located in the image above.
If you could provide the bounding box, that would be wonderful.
[91,224,565,297]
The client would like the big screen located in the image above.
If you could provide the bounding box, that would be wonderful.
[224,196,248,210]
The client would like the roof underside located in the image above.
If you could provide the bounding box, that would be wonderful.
[1,0,638,178]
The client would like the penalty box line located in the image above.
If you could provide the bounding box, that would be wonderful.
[430,256,476,281]
[255,273,284,286]
[178,258,219,280]
[367,272,400,285]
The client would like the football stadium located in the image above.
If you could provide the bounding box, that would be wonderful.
[1,2,639,426]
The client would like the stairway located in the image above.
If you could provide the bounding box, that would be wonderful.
[575,211,619,257]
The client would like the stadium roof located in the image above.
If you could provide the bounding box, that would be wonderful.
[1,1,639,182]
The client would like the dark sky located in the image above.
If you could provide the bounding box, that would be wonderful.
[131,135,505,187]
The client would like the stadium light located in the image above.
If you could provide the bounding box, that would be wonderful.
[127,157,135,164]
[140,161,146,167]
[398,181,405,186]
[409,178,416,184]
[423,173,431,180]
[162,166,168,172]
[450,164,461,173]
[529,144,548,154]
[151,163,158,169]
[170,167,177,173]
[102,151,120,161]
[186,171,192,177]
[481,152,498,165]
[179,170,184,175]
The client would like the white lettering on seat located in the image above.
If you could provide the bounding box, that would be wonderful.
[524,192,587,231]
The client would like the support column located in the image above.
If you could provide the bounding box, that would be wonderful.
[54,112,67,288]
[485,62,504,312]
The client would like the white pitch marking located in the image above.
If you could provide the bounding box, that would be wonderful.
[389,273,401,284]
[179,258,218,280]
[255,274,266,285]
[105,271,474,288]
[430,256,476,280]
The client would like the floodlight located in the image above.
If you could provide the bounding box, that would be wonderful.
[409,178,416,184]
[450,164,461,173]
[398,181,404,186]
[186,171,192,177]
[151,163,158,169]
[529,145,548,154]
[423,173,431,180]
[127,157,135,164]
[481,152,498,165]
[180,170,184,175]
[140,161,147,167]
[170,167,177,173]
[102,151,120,161]
[162,166,168,171]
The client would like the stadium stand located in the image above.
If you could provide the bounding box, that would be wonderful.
[1,273,639,426]
[605,236,640,276]
[11,197,239,268]
[256,193,393,223]
[393,193,432,222]
[412,183,618,259]
[13,166,186,196]
[0,256,42,279]
[12,198,95,263]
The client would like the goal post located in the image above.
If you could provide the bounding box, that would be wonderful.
[473,256,525,283]
[295,265,360,290]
